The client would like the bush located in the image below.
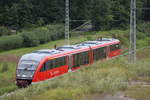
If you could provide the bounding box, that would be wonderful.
[20,31,40,47]
[0,35,23,51]
[138,22,150,37]
[0,24,65,52]
[46,24,64,40]
[33,28,50,44]
[86,36,94,41]
[1,63,8,73]
[0,26,12,36]
[137,37,150,48]
[20,24,64,47]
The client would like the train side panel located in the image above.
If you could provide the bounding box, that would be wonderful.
[108,43,121,58]
[108,49,122,58]
[32,41,121,83]
[32,56,68,82]
[32,65,68,82]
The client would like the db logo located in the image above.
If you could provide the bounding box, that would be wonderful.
[51,71,59,75]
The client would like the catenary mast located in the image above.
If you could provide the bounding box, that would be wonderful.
[65,0,70,45]
[129,0,136,62]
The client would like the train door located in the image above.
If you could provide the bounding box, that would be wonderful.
[106,46,110,59]
[68,55,73,72]
[72,51,90,71]
[93,47,107,61]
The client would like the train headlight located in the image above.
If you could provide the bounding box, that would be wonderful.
[22,75,27,77]
[17,74,21,77]
[30,75,33,78]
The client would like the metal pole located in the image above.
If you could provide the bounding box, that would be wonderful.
[129,0,133,62]
[65,0,70,45]
[129,0,136,62]
[133,0,136,61]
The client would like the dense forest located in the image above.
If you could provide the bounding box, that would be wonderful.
[0,0,149,51]
[0,0,149,30]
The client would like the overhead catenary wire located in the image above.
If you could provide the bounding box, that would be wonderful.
[136,8,150,10]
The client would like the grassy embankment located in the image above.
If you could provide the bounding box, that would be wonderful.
[1,47,150,100]
[0,27,150,99]
[0,29,130,95]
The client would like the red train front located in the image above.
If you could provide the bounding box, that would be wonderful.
[16,38,121,87]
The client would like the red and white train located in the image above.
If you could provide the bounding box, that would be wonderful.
[16,38,121,87]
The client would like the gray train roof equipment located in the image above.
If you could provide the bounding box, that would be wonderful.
[20,38,120,62]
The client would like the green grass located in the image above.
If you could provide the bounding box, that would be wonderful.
[0,36,86,57]
[1,58,129,100]
[1,48,150,100]
[0,28,150,98]
[1,47,150,100]
[0,62,17,95]
[125,86,150,100]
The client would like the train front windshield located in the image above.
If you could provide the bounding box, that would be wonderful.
[17,60,39,79]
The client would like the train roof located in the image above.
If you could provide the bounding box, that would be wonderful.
[20,38,120,62]
[33,49,60,54]
[20,49,60,62]
[56,45,81,51]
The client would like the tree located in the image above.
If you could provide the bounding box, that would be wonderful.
[0,0,149,30]
[142,0,150,21]
[91,0,113,30]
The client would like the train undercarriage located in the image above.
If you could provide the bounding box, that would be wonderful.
[16,79,32,88]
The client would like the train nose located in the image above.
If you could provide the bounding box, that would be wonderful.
[16,69,35,87]
[16,79,32,88]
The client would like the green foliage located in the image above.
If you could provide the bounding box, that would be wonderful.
[0,24,64,51]
[0,0,34,29]
[142,0,150,21]
[91,0,113,30]
[20,24,64,47]
[86,35,94,41]
[33,28,50,44]
[0,26,12,36]
[0,29,150,98]
[129,58,150,77]
[125,87,150,100]
[0,85,17,96]
[20,32,40,47]
[137,37,150,48]
[0,35,23,51]
[2,53,150,100]
[1,63,8,73]
[0,62,17,96]
[46,24,64,41]
[137,22,150,37]
[0,0,149,30]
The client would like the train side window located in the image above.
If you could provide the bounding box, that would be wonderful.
[40,63,46,72]
[53,56,66,68]
[93,47,106,61]
[73,51,89,68]
[40,60,52,72]
[45,60,53,70]
[40,59,53,72]
[40,56,67,72]
[50,60,55,69]
[60,56,66,66]
[55,58,59,68]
